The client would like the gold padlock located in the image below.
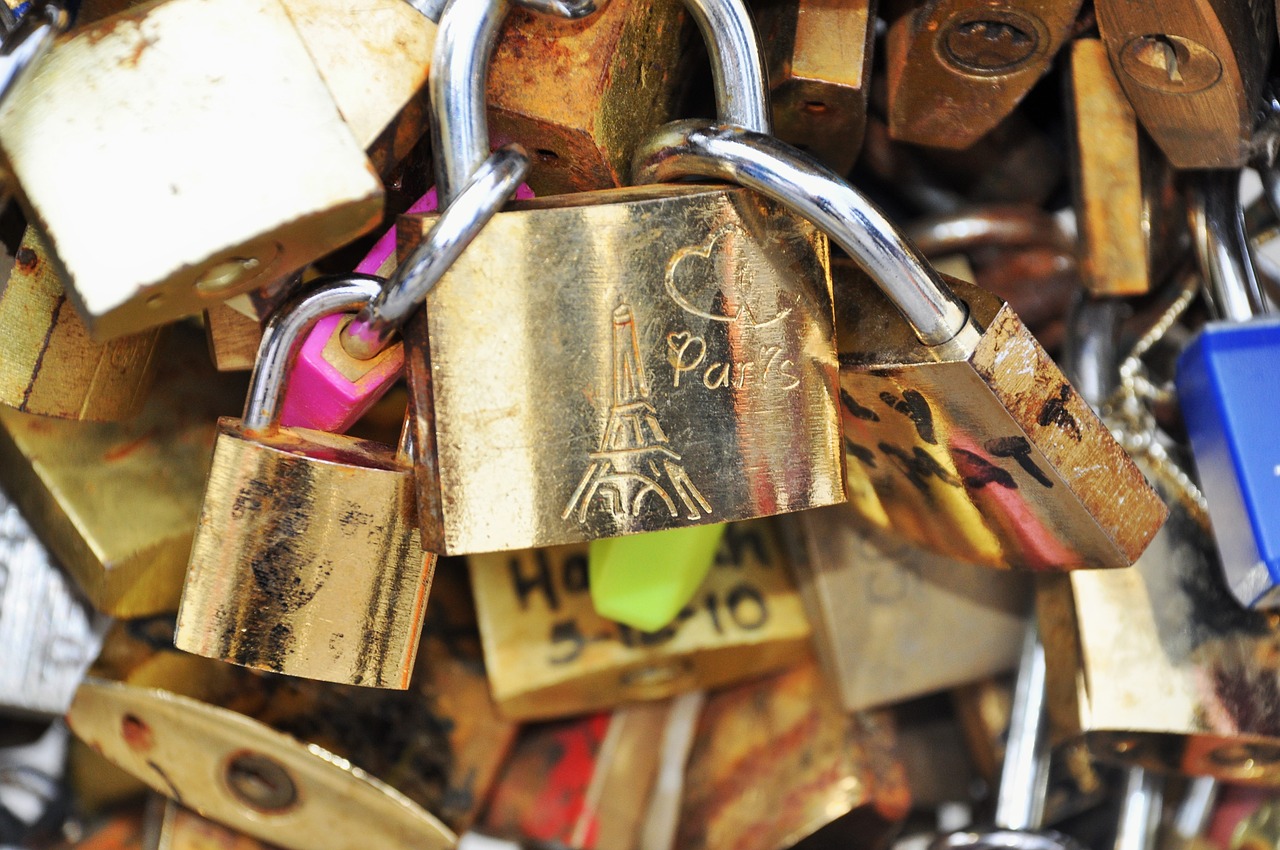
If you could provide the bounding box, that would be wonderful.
[782,504,1030,711]
[175,277,433,689]
[0,0,384,340]
[486,0,691,195]
[676,657,910,850]
[1096,0,1273,169]
[635,121,1168,571]
[0,226,165,420]
[403,0,841,555]
[468,520,812,720]
[0,325,245,617]
[885,0,1083,150]
[752,0,875,175]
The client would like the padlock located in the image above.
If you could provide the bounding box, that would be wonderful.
[279,151,531,434]
[1175,171,1280,609]
[1069,39,1155,299]
[0,324,246,617]
[486,0,691,195]
[467,520,811,719]
[402,0,841,555]
[0,483,106,719]
[634,121,1168,571]
[480,701,675,849]
[0,226,166,421]
[750,0,874,175]
[884,0,1082,150]
[1041,280,1280,782]
[174,277,433,689]
[0,0,384,340]
[65,680,457,850]
[676,657,910,850]
[1095,0,1273,169]
[781,503,1030,712]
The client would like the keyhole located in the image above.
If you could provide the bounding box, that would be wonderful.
[1132,35,1183,83]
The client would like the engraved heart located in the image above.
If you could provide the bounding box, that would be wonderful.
[664,223,795,328]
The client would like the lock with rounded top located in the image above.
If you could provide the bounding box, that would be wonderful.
[174,277,433,689]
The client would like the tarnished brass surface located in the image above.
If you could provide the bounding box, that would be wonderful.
[754,0,875,175]
[205,301,265,373]
[1039,461,1280,784]
[786,504,1030,711]
[175,420,432,689]
[487,0,688,194]
[677,658,910,850]
[0,329,245,616]
[886,0,1082,149]
[0,0,382,340]
[65,680,457,850]
[483,702,671,848]
[1069,40,1150,298]
[837,268,1167,570]
[401,184,842,555]
[468,521,812,720]
[1096,0,1273,168]
[0,227,165,420]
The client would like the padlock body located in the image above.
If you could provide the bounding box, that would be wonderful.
[1175,319,1280,608]
[838,270,1166,570]
[0,228,164,420]
[175,419,432,689]
[0,0,383,340]
[402,184,843,554]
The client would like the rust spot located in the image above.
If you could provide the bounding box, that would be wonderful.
[14,246,38,272]
[121,713,153,752]
[103,429,158,462]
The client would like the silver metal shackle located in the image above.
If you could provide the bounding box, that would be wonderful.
[243,276,384,434]
[0,1,68,110]
[429,0,769,204]
[1188,170,1271,322]
[633,119,971,347]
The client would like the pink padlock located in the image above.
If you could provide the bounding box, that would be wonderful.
[279,153,534,432]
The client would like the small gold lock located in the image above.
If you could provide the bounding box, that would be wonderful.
[468,520,812,720]
[0,0,384,340]
[0,227,165,420]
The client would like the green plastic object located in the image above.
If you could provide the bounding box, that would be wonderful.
[589,523,728,632]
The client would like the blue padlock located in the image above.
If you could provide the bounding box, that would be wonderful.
[1176,171,1280,609]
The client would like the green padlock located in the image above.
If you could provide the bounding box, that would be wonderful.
[589,524,728,631]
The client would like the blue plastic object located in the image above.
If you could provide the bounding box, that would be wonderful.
[1176,317,1280,608]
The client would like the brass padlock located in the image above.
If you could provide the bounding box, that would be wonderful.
[203,281,298,373]
[175,277,433,689]
[1040,284,1280,783]
[751,0,875,175]
[884,0,1083,150]
[635,121,1168,571]
[0,324,245,617]
[782,504,1030,711]
[403,0,841,555]
[486,0,691,195]
[65,680,457,850]
[1095,0,1274,169]
[468,520,812,720]
[0,0,384,340]
[0,226,165,420]
[676,657,910,850]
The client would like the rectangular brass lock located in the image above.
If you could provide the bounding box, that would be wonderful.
[837,268,1167,570]
[0,0,383,340]
[467,520,812,720]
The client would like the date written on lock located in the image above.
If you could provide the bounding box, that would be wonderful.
[468,520,811,720]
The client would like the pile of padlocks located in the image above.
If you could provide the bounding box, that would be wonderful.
[4,0,1280,848]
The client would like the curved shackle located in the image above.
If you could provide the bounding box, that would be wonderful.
[1188,171,1272,322]
[633,120,970,347]
[243,276,385,434]
[429,0,769,204]
[0,1,68,109]
[906,206,1075,259]
[338,145,531,361]
[408,0,605,25]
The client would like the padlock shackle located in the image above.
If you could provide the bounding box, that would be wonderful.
[0,1,68,109]
[341,145,531,360]
[244,276,384,434]
[633,119,971,347]
[429,0,769,204]
[1188,171,1271,322]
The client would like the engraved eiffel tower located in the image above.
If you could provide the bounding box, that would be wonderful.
[563,304,712,523]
